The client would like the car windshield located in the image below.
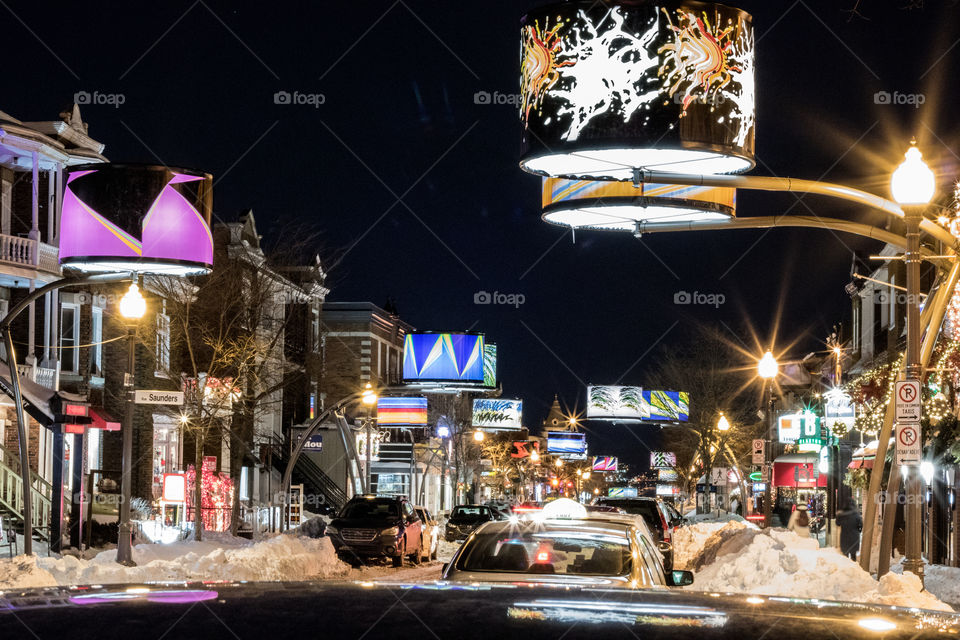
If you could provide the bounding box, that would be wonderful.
[456,524,632,576]
[451,507,489,519]
[338,501,400,519]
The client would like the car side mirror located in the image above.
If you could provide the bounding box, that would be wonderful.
[666,570,694,587]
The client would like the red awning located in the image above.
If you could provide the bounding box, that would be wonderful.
[848,458,874,470]
[90,406,121,431]
[773,456,827,488]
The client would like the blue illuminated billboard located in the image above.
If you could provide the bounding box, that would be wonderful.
[547,432,586,456]
[403,332,485,383]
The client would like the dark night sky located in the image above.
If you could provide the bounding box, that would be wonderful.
[4,1,960,469]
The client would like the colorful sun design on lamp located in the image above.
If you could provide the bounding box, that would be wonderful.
[659,9,741,116]
[521,18,574,127]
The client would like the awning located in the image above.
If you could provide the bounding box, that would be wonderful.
[773,453,826,488]
[90,406,121,431]
[0,362,85,427]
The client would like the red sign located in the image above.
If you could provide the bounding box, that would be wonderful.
[773,462,826,488]
[511,441,540,459]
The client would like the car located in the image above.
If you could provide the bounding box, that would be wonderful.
[444,504,496,541]
[5,581,960,639]
[415,506,439,562]
[485,501,513,520]
[441,501,690,589]
[326,495,423,567]
[593,496,680,569]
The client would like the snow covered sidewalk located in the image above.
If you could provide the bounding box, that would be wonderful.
[0,532,351,589]
[674,521,952,612]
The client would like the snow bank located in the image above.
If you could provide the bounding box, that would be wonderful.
[0,533,351,589]
[673,521,751,571]
[685,526,951,612]
[890,562,960,608]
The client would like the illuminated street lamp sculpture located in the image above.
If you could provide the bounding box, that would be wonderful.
[1,163,213,556]
[757,351,778,527]
[891,141,935,584]
[116,281,146,566]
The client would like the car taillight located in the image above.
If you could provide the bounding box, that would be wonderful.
[659,511,671,543]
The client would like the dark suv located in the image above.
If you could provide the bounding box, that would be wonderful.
[327,495,423,567]
[444,505,495,541]
[593,497,682,570]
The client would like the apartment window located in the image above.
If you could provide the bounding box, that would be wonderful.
[91,307,103,376]
[60,304,79,374]
[155,312,171,375]
[310,306,320,353]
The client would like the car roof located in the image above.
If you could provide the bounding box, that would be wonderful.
[471,517,635,539]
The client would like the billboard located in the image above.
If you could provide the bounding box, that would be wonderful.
[587,386,689,422]
[483,343,498,388]
[592,456,618,472]
[650,451,677,469]
[608,487,638,498]
[778,412,819,444]
[377,397,428,426]
[656,484,680,497]
[472,398,522,430]
[547,432,586,456]
[511,441,540,459]
[658,469,679,482]
[402,332,484,383]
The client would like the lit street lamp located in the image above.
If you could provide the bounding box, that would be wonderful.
[117,280,146,566]
[360,383,378,494]
[891,140,935,585]
[758,350,778,528]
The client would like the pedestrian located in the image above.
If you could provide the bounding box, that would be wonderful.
[836,500,862,560]
[787,504,811,538]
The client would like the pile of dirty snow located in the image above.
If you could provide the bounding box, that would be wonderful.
[686,526,950,612]
[890,562,960,608]
[673,521,752,571]
[0,533,350,589]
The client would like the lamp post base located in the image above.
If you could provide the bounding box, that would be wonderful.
[116,522,137,567]
[902,558,924,582]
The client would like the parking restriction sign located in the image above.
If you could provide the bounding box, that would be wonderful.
[895,422,921,465]
[751,439,765,465]
[895,380,921,422]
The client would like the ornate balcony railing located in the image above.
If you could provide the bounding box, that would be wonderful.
[0,234,59,276]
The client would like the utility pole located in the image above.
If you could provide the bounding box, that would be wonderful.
[902,202,924,584]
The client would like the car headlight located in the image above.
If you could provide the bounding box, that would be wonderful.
[380,526,399,536]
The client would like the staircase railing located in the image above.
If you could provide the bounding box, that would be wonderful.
[263,434,347,512]
[0,442,52,539]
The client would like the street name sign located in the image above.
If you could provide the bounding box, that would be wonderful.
[895,422,921,465]
[134,390,185,406]
[894,380,921,422]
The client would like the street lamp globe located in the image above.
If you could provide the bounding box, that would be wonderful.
[891,143,935,206]
[530,450,540,462]
[555,458,563,468]
[473,430,485,442]
[758,351,778,379]
[119,282,146,319]
[360,383,377,406]
[717,413,731,432]
[582,471,591,480]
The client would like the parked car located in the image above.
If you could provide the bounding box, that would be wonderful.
[485,501,513,520]
[415,506,439,561]
[444,505,495,541]
[441,503,691,589]
[592,496,680,569]
[326,495,423,567]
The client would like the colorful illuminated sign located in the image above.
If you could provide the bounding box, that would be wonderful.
[162,473,186,503]
[778,411,820,449]
[377,397,428,425]
[547,432,586,456]
[472,398,523,430]
[587,386,689,421]
[402,332,485,383]
[61,164,213,276]
[650,451,677,469]
[511,440,541,459]
[607,486,638,498]
[592,456,618,472]
[658,469,679,482]
[519,2,755,180]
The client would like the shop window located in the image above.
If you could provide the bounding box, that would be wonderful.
[60,304,79,374]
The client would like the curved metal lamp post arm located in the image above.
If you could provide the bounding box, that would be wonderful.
[279,385,407,530]
[633,170,957,248]
[0,272,133,555]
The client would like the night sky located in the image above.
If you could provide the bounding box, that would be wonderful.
[4,1,959,468]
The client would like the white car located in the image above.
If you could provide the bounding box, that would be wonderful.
[415,506,439,561]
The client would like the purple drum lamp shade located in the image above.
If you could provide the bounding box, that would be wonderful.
[60,163,214,276]
[520,1,755,180]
